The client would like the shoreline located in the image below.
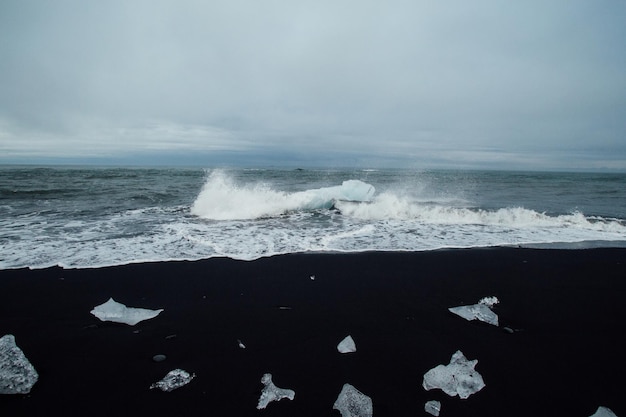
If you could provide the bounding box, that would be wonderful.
[1,248,625,416]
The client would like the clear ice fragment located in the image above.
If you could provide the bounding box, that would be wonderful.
[150,369,195,392]
[424,400,441,416]
[257,373,295,409]
[423,350,485,399]
[91,297,164,326]
[590,406,618,417]
[333,383,373,417]
[448,296,499,326]
[0,335,39,394]
[337,335,357,353]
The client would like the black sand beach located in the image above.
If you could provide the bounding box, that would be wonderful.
[1,248,625,416]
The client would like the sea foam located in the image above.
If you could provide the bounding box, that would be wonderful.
[190,170,375,220]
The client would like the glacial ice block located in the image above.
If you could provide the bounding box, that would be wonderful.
[333,384,373,417]
[337,335,357,353]
[590,406,618,417]
[448,296,499,326]
[257,373,295,409]
[150,369,195,392]
[422,350,485,399]
[0,335,39,394]
[424,400,441,416]
[90,297,164,325]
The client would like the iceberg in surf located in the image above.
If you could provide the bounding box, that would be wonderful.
[257,373,295,409]
[0,335,39,394]
[337,335,357,353]
[333,384,373,417]
[90,298,164,326]
[150,369,195,392]
[190,170,376,220]
[423,350,485,399]
[589,406,618,417]
[448,296,499,326]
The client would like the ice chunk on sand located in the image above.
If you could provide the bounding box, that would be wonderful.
[337,335,357,353]
[478,296,499,307]
[150,369,195,392]
[448,296,499,326]
[333,383,373,417]
[0,335,39,394]
[257,373,295,409]
[424,400,441,416]
[423,350,485,399]
[590,406,618,417]
[91,297,163,326]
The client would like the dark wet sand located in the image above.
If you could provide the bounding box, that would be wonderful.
[1,248,625,416]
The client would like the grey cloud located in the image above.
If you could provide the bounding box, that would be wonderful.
[1,0,625,170]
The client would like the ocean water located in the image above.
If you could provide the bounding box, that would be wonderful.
[1,166,625,269]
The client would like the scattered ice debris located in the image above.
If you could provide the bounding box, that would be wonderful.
[257,373,295,409]
[423,350,485,399]
[152,354,167,363]
[150,369,195,392]
[448,296,499,326]
[90,297,164,326]
[590,406,618,417]
[333,384,373,417]
[237,339,246,349]
[337,335,357,353]
[0,335,39,395]
[424,400,441,416]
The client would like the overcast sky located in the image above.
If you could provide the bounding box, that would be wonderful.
[1,0,625,170]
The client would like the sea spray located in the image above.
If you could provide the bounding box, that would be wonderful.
[191,169,375,220]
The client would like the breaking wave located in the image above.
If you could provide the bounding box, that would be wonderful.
[190,170,375,220]
[335,195,625,232]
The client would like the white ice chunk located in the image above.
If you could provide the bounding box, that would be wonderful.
[333,383,373,417]
[90,297,164,326]
[424,400,441,416]
[0,335,39,394]
[150,369,195,392]
[256,373,295,409]
[590,406,618,417]
[479,296,499,307]
[337,335,357,353]
[423,350,485,399]
[448,296,499,326]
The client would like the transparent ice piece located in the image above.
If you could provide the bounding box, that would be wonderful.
[424,400,441,416]
[423,350,485,399]
[257,373,295,409]
[150,369,195,392]
[590,406,618,417]
[0,335,39,394]
[448,296,499,326]
[91,297,164,326]
[333,383,373,417]
[337,335,357,353]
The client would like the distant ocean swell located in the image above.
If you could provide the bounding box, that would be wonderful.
[0,167,625,270]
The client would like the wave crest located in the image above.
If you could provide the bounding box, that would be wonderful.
[190,170,375,220]
[335,194,625,231]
